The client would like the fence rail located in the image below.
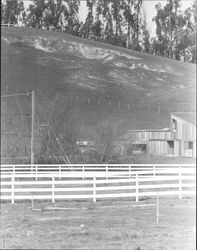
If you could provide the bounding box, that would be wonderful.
[0,164,195,203]
[1,164,195,173]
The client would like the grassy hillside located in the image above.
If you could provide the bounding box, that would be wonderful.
[1,27,196,162]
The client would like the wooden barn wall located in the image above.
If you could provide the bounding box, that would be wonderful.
[182,123,196,140]
[172,118,196,140]
[174,141,179,157]
[148,141,168,156]
[125,131,173,141]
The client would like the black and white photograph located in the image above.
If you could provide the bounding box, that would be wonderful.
[1,0,196,249]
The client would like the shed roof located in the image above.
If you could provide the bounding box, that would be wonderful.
[171,112,196,125]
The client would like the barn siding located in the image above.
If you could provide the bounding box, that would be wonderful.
[174,141,179,157]
[149,141,168,156]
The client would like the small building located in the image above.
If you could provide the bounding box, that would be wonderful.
[117,112,196,158]
[76,140,95,153]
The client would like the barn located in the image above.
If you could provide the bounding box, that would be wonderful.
[170,112,196,158]
[116,112,196,158]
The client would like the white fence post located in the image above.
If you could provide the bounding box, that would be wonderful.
[59,165,61,180]
[153,166,156,177]
[136,173,139,202]
[52,176,55,203]
[82,165,85,180]
[11,176,15,204]
[179,166,182,200]
[93,176,96,202]
[13,165,15,175]
[35,165,38,180]
[129,165,131,178]
[106,165,108,180]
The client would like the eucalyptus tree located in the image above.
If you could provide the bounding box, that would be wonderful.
[63,0,80,35]
[153,0,182,58]
[80,0,95,38]
[3,0,25,26]
[111,0,124,44]
[1,1,5,24]
[43,0,65,30]
[153,0,196,62]
[95,0,113,41]
[26,0,47,28]
[141,9,150,53]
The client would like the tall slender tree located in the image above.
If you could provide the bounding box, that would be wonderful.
[26,0,47,28]
[3,0,25,26]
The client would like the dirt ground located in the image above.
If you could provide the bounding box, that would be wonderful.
[0,197,196,250]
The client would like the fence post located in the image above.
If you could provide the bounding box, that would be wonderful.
[179,166,182,200]
[82,165,85,180]
[52,176,55,203]
[59,165,61,180]
[136,173,139,202]
[11,176,15,204]
[106,165,108,180]
[93,176,96,203]
[35,165,38,180]
[129,165,131,178]
[13,165,15,176]
[153,166,156,177]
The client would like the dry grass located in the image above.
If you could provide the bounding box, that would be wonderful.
[0,197,195,249]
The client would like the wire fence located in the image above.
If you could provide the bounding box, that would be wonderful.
[1,86,195,116]
[1,87,195,162]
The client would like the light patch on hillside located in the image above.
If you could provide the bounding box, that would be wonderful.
[77,82,98,90]
[156,77,165,82]
[109,70,145,90]
[114,60,172,74]
[33,38,56,53]
[67,41,141,61]
[3,35,142,61]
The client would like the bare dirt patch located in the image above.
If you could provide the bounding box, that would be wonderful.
[0,197,195,249]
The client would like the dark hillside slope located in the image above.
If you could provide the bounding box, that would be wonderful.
[1,27,196,161]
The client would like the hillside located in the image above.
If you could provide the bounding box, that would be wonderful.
[1,27,196,162]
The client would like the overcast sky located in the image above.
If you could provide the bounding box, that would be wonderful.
[23,0,194,37]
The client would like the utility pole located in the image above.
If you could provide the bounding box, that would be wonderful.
[31,90,35,169]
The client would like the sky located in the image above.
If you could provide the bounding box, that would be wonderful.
[23,0,194,37]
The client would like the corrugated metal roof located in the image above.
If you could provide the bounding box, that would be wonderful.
[171,112,196,125]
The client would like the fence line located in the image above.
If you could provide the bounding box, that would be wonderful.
[0,165,195,203]
[1,88,195,117]
[1,164,195,176]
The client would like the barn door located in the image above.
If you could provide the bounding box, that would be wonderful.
[167,141,174,156]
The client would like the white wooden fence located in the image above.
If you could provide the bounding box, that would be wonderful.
[0,164,196,203]
[1,164,195,175]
